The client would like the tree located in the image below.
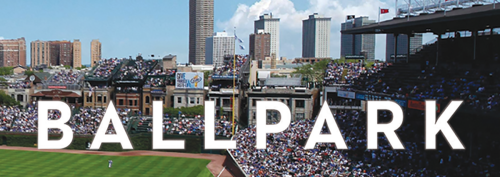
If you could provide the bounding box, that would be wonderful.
[64,65,71,69]
[163,105,205,118]
[75,67,81,70]
[24,70,34,76]
[0,90,20,106]
[0,67,13,76]
[293,59,331,83]
[203,71,212,87]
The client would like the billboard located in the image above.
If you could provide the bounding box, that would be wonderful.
[408,100,441,113]
[337,91,355,99]
[356,93,365,100]
[175,72,204,89]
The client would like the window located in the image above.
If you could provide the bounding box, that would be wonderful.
[177,97,182,103]
[295,113,305,120]
[17,95,23,102]
[97,96,102,102]
[295,100,305,108]
[163,97,165,104]
[134,100,138,106]
[129,100,133,106]
[119,99,123,105]
[87,96,92,103]
[190,97,195,104]
[252,99,257,107]
[156,97,160,101]
[146,108,150,115]
[104,96,107,103]
[197,98,200,104]
[145,96,150,104]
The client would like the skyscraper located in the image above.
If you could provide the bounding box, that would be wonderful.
[254,14,279,60]
[302,13,331,58]
[205,32,234,66]
[385,33,423,61]
[249,30,271,61]
[49,41,73,66]
[31,40,51,67]
[0,37,26,67]
[340,17,376,60]
[91,39,101,67]
[73,39,82,68]
[189,0,214,65]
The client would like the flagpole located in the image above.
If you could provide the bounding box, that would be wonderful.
[407,0,411,21]
[378,7,381,24]
[232,27,236,136]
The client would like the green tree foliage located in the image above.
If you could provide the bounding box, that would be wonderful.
[292,59,331,83]
[24,70,34,76]
[0,67,13,76]
[64,65,71,69]
[163,105,204,117]
[203,71,212,87]
[0,90,20,106]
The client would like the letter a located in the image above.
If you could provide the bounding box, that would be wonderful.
[305,101,347,149]
[90,102,133,150]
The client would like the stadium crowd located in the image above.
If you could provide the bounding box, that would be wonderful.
[49,70,81,84]
[324,62,388,86]
[8,81,31,89]
[212,55,247,77]
[230,110,499,176]
[351,62,499,111]
[119,60,153,80]
[148,69,176,76]
[92,58,122,78]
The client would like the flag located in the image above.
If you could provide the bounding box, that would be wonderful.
[380,8,389,14]
[235,34,243,43]
[239,45,245,50]
[238,38,243,43]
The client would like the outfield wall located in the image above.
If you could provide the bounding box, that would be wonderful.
[0,132,203,153]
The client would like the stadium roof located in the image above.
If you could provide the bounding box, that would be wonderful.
[342,3,500,34]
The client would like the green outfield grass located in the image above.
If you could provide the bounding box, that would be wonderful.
[0,149,213,177]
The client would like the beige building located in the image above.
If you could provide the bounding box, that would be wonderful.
[0,37,26,67]
[72,40,81,68]
[31,40,51,67]
[163,54,177,69]
[91,39,101,67]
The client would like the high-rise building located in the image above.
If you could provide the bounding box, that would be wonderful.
[249,30,271,61]
[340,17,376,60]
[385,33,423,61]
[49,41,73,66]
[31,40,51,67]
[0,37,26,67]
[31,40,81,67]
[91,39,101,67]
[189,0,214,65]
[205,32,235,66]
[302,13,331,58]
[72,39,82,68]
[254,14,280,60]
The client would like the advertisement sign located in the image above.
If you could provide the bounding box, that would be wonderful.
[211,75,237,80]
[151,90,165,95]
[337,91,355,99]
[355,93,365,100]
[175,72,204,89]
[48,86,67,89]
[395,99,407,108]
[408,100,441,112]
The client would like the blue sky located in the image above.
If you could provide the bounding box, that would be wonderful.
[0,0,434,65]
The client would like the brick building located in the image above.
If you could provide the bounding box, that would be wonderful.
[0,37,26,67]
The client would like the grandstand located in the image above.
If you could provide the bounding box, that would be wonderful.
[224,4,500,176]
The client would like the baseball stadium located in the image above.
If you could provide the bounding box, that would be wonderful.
[1,0,500,177]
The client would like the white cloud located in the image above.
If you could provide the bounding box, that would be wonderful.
[0,37,4,40]
[217,0,397,60]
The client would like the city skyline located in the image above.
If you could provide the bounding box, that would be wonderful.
[0,0,435,66]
